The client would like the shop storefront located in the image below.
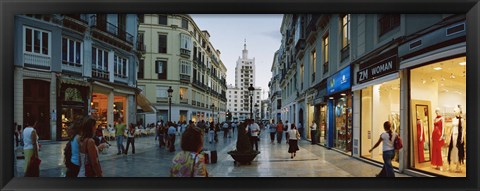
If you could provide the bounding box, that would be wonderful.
[313,80,327,145]
[399,18,466,177]
[57,79,89,140]
[326,65,352,154]
[352,47,400,167]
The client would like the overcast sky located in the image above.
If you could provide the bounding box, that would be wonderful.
[190,14,283,100]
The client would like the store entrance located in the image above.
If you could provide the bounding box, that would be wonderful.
[23,79,51,140]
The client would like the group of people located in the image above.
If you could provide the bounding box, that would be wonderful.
[155,120,189,152]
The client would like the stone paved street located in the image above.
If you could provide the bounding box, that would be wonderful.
[14,131,410,177]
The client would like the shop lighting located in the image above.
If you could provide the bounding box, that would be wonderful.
[459,61,466,66]
[431,78,436,82]
[440,84,444,86]
[433,67,442,70]
[340,93,346,96]
[441,77,446,81]
[450,73,456,79]
[422,79,426,84]
[329,97,334,100]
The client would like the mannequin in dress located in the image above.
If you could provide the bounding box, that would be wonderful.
[416,111,425,163]
[431,108,445,169]
[448,105,465,172]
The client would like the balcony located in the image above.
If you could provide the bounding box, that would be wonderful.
[24,52,51,70]
[62,14,88,33]
[180,98,189,104]
[90,15,134,51]
[92,68,109,81]
[295,39,306,59]
[137,42,146,53]
[180,48,191,58]
[180,74,190,83]
[61,62,83,75]
[114,74,128,84]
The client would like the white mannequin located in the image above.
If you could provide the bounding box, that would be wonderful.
[448,106,465,172]
[434,108,445,140]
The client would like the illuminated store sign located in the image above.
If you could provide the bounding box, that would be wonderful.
[327,65,351,95]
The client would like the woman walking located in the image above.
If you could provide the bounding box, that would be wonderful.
[369,121,397,177]
[125,123,136,155]
[78,116,103,177]
[288,124,300,159]
[170,127,208,177]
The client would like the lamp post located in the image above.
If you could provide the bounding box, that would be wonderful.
[211,103,215,124]
[168,86,173,122]
[254,103,259,121]
[248,84,255,119]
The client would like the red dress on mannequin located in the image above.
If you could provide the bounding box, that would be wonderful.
[431,116,444,166]
[417,119,425,162]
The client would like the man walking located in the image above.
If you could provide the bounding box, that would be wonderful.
[311,120,318,144]
[276,120,284,144]
[269,120,277,144]
[248,119,261,151]
[115,118,126,155]
[222,122,229,139]
[167,122,177,152]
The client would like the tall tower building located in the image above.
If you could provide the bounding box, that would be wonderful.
[227,41,262,122]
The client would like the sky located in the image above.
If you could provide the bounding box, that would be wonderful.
[190,14,283,100]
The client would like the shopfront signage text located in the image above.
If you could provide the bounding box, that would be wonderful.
[357,55,398,84]
[327,65,351,95]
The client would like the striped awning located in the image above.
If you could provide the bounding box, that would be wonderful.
[136,93,155,113]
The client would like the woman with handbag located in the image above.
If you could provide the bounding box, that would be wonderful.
[369,121,397,177]
[170,126,208,177]
[288,124,300,159]
[78,116,103,177]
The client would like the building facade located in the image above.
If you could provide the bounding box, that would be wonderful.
[226,43,262,122]
[14,14,141,141]
[276,14,466,177]
[268,49,283,123]
[137,14,227,124]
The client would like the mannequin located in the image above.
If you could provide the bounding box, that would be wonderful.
[416,110,425,163]
[448,105,465,172]
[431,108,445,169]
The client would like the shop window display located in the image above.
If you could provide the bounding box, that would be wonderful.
[333,94,352,153]
[409,56,466,177]
[360,79,400,167]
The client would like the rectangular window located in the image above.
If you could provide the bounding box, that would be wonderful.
[138,14,144,23]
[180,33,192,50]
[158,34,167,53]
[92,47,108,71]
[156,86,168,98]
[158,15,167,25]
[311,49,316,82]
[24,26,50,56]
[341,14,350,49]
[322,34,329,74]
[138,59,144,79]
[62,37,82,66]
[114,54,128,77]
[180,60,191,75]
[182,18,188,29]
[180,87,188,100]
[156,60,167,79]
[378,14,400,37]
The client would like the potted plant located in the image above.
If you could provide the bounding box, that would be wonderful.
[227,119,260,165]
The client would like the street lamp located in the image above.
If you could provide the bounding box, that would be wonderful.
[254,103,259,120]
[211,103,215,124]
[248,84,255,119]
[168,86,173,122]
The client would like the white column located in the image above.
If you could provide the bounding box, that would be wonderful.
[353,90,361,157]
[107,91,114,127]
[14,68,23,129]
[50,73,57,141]
[399,70,408,173]
[109,51,115,82]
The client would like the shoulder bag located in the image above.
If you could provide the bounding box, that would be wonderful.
[394,134,403,150]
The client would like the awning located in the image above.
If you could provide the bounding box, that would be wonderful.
[61,78,90,87]
[352,73,399,91]
[136,93,155,113]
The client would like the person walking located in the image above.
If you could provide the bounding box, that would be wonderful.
[78,116,103,177]
[167,122,177,152]
[170,127,208,177]
[285,120,291,144]
[208,122,215,144]
[248,119,261,152]
[125,123,136,155]
[276,120,284,144]
[269,120,277,144]
[222,122,229,139]
[114,118,126,155]
[298,122,304,140]
[231,122,237,137]
[288,124,300,159]
[310,120,318,144]
[64,118,83,177]
[158,123,166,148]
[369,121,397,177]
[22,120,39,176]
